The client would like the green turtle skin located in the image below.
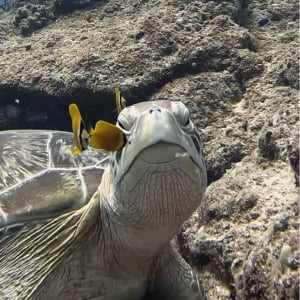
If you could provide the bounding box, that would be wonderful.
[0,101,207,300]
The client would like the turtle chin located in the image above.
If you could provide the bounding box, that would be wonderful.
[114,140,206,234]
[120,142,204,191]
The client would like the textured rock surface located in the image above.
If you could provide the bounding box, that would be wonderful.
[0,0,299,299]
[13,3,55,36]
[3,0,94,12]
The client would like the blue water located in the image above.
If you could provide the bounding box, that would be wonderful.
[0,0,4,5]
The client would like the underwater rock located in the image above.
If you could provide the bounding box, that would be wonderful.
[13,3,55,35]
[258,131,279,161]
[4,0,53,11]
[54,0,92,14]
[4,0,95,12]
[7,0,99,34]
[288,147,299,187]
[277,56,300,89]
[0,0,299,298]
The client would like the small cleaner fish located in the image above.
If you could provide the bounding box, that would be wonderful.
[68,102,125,155]
[115,87,127,113]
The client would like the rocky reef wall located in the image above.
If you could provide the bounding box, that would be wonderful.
[0,0,298,298]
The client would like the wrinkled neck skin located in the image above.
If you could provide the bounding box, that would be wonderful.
[99,155,206,271]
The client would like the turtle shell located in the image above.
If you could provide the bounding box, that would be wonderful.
[0,130,108,228]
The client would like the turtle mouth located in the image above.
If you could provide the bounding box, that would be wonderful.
[118,141,201,189]
[137,142,188,164]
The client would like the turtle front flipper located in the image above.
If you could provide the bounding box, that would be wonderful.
[146,244,206,300]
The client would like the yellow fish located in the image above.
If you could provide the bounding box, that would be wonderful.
[89,120,125,151]
[115,87,127,113]
[68,103,125,155]
[68,103,89,155]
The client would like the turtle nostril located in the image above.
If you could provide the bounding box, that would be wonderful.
[149,106,161,114]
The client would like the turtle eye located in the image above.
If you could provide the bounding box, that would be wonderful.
[117,120,126,130]
[117,111,132,131]
[171,101,190,127]
[183,118,190,127]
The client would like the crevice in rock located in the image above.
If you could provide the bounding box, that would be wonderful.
[232,0,253,29]
[206,142,246,185]
[53,0,107,15]
[0,84,119,131]
[0,85,68,130]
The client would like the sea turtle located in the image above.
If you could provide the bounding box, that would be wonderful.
[0,100,207,300]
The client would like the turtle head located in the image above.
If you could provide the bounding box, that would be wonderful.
[104,100,206,234]
[114,100,206,182]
